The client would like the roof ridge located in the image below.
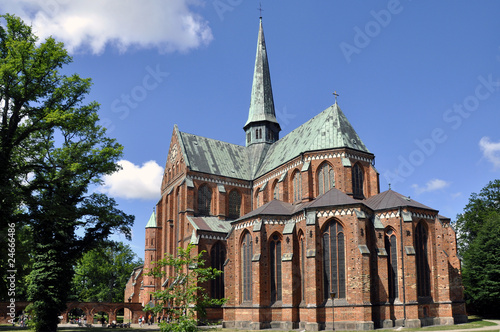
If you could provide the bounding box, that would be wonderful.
[179,130,246,149]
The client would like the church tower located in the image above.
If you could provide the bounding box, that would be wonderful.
[244,18,281,147]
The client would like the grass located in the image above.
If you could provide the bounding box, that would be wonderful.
[0,317,497,332]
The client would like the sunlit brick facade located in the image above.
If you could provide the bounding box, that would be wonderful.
[126,18,467,330]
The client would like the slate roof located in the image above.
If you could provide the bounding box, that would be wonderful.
[178,130,253,180]
[364,189,436,212]
[233,188,439,222]
[255,103,371,177]
[145,211,157,228]
[187,216,233,234]
[234,199,306,222]
[305,187,361,209]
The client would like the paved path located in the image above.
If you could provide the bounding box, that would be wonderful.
[58,320,500,331]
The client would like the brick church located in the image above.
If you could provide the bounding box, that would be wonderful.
[125,18,467,330]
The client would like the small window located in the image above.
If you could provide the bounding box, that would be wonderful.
[273,181,279,200]
[228,190,241,219]
[318,163,335,195]
[198,185,212,216]
[293,171,302,202]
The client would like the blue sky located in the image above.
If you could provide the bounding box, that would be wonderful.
[3,1,500,259]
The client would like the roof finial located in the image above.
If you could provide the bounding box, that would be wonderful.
[258,2,264,18]
[333,91,339,104]
[388,183,391,190]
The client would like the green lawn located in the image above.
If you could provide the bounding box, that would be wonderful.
[0,318,497,332]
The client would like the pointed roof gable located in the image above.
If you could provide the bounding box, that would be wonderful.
[244,18,279,130]
[234,199,305,222]
[255,103,371,177]
[177,130,253,180]
[306,187,360,209]
[145,211,157,228]
[364,189,436,211]
[187,216,232,234]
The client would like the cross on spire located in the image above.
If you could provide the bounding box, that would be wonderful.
[258,2,264,18]
[333,91,339,103]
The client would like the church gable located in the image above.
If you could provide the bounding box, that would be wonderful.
[161,125,187,192]
[255,103,371,178]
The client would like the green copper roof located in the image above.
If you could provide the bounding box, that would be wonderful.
[255,103,371,177]
[178,130,253,180]
[244,18,279,130]
[173,103,370,181]
[145,211,157,228]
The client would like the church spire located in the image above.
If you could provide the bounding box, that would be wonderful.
[244,18,281,147]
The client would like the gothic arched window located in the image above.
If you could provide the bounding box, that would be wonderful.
[293,171,302,202]
[323,220,346,300]
[352,163,364,198]
[415,222,431,297]
[211,242,226,299]
[270,234,282,302]
[241,232,253,302]
[318,163,335,195]
[228,190,241,219]
[198,185,212,216]
[273,181,279,200]
[385,228,399,299]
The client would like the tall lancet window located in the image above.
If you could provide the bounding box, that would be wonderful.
[241,232,253,302]
[270,234,282,302]
[211,242,226,299]
[385,228,399,300]
[415,222,431,297]
[323,220,346,300]
[352,163,364,198]
[318,162,335,195]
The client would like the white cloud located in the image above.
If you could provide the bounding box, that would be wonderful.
[479,136,500,169]
[100,160,163,200]
[412,179,450,194]
[0,0,213,54]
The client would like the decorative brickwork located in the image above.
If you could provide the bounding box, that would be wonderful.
[125,18,466,330]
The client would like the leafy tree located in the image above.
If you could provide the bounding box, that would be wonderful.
[145,244,226,332]
[461,211,500,317]
[0,14,134,331]
[455,179,500,254]
[455,180,500,317]
[72,241,143,303]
